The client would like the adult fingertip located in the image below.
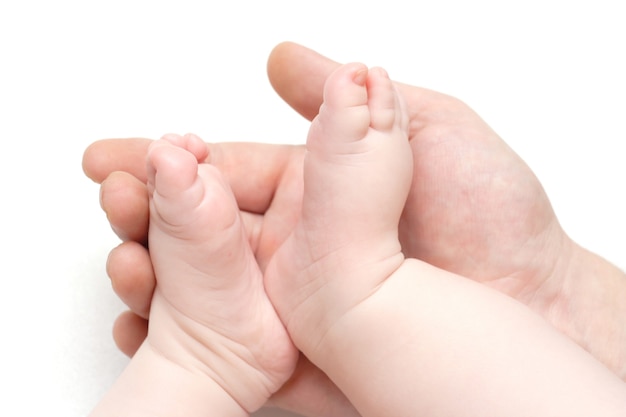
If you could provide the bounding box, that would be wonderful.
[82,140,108,183]
[112,311,148,357]
[107,241,154,318]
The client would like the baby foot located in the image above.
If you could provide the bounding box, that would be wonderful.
[266,64,413,352]
[143,133,297,413]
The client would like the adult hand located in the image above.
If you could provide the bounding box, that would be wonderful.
[264,43,625,380]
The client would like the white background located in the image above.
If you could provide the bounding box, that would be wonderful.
[0,1,624,416]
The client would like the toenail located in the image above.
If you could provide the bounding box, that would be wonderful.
[353,68,368,86]
[373,67,389,79]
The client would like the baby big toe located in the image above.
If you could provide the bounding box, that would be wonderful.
[148,142,204,228]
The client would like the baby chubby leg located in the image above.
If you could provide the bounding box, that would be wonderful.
[90,133,297,417]
[266,64,626,416]
[266,63,413,353]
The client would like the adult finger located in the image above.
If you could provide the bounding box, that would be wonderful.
[83,138,153,184]
[112,311,148,357]
[267,42,338,122]
[266,41,454,140]
[100,171,150,244]
[207,141,303,215]
[107,241,155,319]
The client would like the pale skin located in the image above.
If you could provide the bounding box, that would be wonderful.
[90,62,626,416]
[83,42,626,416]
[89,134,298,416]
[265,63,626,415]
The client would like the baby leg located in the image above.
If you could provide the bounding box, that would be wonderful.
[266,63,412,350]
[266,65,626,416]
[91,133,297,416]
